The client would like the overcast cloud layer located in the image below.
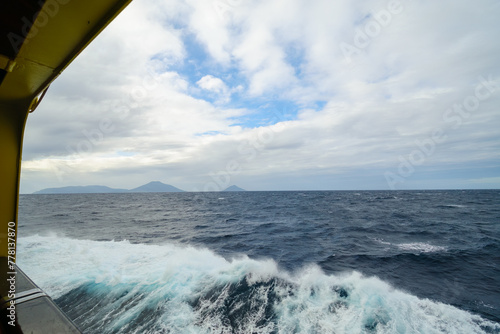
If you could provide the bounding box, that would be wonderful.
[20,0,500,193]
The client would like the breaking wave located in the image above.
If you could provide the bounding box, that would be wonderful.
[17,235,499,334]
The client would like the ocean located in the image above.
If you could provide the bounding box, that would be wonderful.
[17,190,500,334]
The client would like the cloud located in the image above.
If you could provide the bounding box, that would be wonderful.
[197,75,227,93]
[20,0,500,193]
[469,177,500,185]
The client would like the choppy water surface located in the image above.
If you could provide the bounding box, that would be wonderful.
[18,190,500,333]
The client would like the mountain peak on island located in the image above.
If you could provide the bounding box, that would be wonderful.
[223,185,246,192]
[130,181,184,193]
[33,185,127,194]
[33,181,184,194]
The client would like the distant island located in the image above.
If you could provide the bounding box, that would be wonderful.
[34,181,184,194]
[33,181,247,194]
[223,185,246,192]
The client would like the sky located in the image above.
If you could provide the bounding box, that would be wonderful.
[20,0,500,193]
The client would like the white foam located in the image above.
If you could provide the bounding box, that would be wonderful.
[373,238,447,254]
[396,242,447,253]
[17,235,498,334]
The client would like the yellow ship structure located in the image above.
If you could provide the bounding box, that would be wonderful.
[0,0,132,332]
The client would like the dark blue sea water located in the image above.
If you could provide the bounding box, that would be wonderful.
[17,190,500,333]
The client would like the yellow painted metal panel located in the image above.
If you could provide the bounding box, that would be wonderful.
[0,100,30,259]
